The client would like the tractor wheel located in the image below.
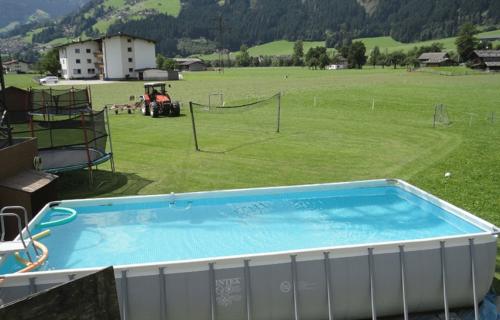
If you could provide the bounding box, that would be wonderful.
[141,102,150,116]
[171,101,181,117]
[150,105,159,118]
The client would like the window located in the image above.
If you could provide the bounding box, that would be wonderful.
[88,68,95,74]
[87,59,92,63]
[75,48,80,54]
[129,68,134,72]
[73,69,81,74]
[128,58,133,63]
[127,38,132,43]
[76,59,81,64]
[127,47,132,52]
[86,48,91,53]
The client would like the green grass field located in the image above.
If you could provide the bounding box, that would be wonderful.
[6,68,500,282]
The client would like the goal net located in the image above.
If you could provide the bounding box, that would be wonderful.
[189,93,281,152]
[433,104,450,127]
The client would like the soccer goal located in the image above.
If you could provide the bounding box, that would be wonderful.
[433,104,450,128]
[189,93,281,152]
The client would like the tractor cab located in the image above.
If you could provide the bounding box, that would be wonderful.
[140,82,180,118]
[144,82,170,103]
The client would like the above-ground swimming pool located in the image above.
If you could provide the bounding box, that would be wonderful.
[0,179,498,320]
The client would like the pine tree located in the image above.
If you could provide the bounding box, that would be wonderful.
[292,40,304,66]
[455,23,479,62]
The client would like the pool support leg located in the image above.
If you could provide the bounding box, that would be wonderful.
[291,255,300,320]
[159,267,168,320]
[121,270,129,320]
[244,259,252,320]
[469,239,479,320]
[29,277,37,294]
[368,248,377,320]
[209,263,216,320]
[440,241,449,320]
[399,245,409,320]
[323,252,334,320]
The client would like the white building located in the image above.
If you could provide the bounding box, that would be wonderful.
[2,60,30,73]
[57,33,156,80]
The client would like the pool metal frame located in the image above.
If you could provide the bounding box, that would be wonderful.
[0,179,498,320]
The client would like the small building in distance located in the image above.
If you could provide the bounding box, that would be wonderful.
[2,60,30,73]
[57,33,156,80]
[418,52,454,67]
[135,68,180,81]
[469,50,500,72]
[327,56,348,70]
[175,58,207,71]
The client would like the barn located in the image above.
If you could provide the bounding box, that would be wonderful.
[418,52,454,67]
[469,50,500,72]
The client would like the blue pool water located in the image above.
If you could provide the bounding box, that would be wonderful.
[0,186,484,274]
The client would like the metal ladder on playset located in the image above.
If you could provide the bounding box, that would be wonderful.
[0,206,39,263]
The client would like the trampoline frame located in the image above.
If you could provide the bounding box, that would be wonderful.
[16,107,115,184]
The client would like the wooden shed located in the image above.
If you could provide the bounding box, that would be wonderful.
[0,86,31,124]
[0,138,58,240]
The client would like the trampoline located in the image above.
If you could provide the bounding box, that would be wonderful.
[39,147,112,173]
[9,87,114,183]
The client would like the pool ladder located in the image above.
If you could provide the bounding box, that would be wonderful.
[0,206,39,264]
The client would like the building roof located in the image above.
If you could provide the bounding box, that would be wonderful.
[418,52,449,63]
[473,50,500,58]
[179,60,206,66]
[479,35,500,41]
[2,60,27,65]
[102,32,155,43]
[55,32,156,48]
[174,58,202,63]
[485,61,500,67]
[53,38,98,48]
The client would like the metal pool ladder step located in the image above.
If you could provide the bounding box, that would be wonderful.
[0,206,38,263]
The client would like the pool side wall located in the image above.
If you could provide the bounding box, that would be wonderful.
[1,179,498,319]
[0,239,496,320]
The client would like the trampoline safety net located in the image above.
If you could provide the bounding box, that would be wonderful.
[30,87,91,116]
[10,109,111,173]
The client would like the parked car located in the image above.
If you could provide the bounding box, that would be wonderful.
[39,76,59,85]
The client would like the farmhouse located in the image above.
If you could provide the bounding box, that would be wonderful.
[175,58,207,71]
[57,33,156,80]
[469,50,500,72]
[418,52,454,67]
[2,60,30,73]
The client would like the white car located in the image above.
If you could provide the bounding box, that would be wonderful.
[39,76,59,85]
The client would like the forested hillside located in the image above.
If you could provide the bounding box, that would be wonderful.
[1,0,499,57]
[110,0,500,55]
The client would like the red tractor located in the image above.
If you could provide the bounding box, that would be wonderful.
[140,82,180,118]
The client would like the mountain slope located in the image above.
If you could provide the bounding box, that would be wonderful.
[108,0,500,55]
[0,0,90,28]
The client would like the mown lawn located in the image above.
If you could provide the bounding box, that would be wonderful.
[5,67,500,282]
